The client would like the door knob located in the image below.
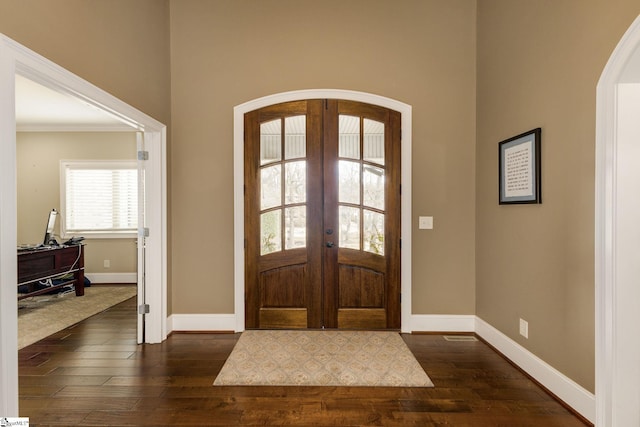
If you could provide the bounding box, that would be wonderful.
[325,241,335,248]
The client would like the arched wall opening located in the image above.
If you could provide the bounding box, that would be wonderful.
[595,14,640,427]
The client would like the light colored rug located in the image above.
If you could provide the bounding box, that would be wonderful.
[214,330,434,387]
[18,286,137,349]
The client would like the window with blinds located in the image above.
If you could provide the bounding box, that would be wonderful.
[61,161,138,237]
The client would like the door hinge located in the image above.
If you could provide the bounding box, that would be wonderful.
[138,304,150,314]
[139,227,150,238]
[399,238,402,249]
[138,150,149,161]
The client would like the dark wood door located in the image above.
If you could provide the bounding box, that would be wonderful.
[245,99,400,329]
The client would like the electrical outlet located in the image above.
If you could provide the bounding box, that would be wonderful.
[418,216,433,230]
[104,259,111,268]
[519,318,528,338]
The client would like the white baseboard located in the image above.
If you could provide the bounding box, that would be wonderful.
[168,314,236,334]
[86,272,137,284]
[410,314,476,332]
[475,317,595,424]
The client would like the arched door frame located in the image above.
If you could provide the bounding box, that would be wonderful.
[596,14,640,427]
[0,34,168,416]
[233,90,412,332]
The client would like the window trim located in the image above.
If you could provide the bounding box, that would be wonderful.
[60,159,138,239]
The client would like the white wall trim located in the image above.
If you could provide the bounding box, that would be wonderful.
[0,33,20,417]
[234,89,412,333]
[475,317,595,423]
[168,314,236,333]
[16,124,136,132]
[410,314,476,332]
[596,14,640,427]
[86,272,137,284]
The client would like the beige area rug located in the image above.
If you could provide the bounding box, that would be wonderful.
[214,330,434,387]
[18,286,137,349]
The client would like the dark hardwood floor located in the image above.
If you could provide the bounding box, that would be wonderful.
[18,297,590,426]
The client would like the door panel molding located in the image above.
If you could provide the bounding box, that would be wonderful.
[234,90,412,332]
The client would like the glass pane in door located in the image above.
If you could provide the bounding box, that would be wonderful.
[339,160,360,205]
[363,118,385,165]
[363,210,384,255]
[261,209,282,255]
[260,119,281,165]
[285,161,306,204]
[339,206,360,250]
[285,115,306,159]
[285,206,306,249]
[261,165,281,210]
[363,165,384,210]
[339,115,360,159]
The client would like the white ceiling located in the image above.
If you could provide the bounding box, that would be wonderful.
[15,74,136,131]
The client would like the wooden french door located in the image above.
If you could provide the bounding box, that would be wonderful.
[245,99,401,329]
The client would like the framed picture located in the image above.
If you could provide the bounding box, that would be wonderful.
[498,128,541,204]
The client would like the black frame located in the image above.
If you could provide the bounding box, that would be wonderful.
[498,128,541,204]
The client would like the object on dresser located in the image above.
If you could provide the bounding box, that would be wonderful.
[64,236,85,245]
[43,208,59,246]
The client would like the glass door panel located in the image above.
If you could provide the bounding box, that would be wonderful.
[363,210,384,255]
[260,210,282,255]
[259,115,308,256]
[339,206,360,249]
[285,161,306,204]
[337,115,386,253]
[363,165,384,210]
[260,165,281,210]
[285,115,306,159]
[338,115,360,159]
[260,119,281,165]
[285,206,306,250]
[363,118,385,165]
[338,160,360,205]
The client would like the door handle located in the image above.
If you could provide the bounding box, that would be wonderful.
[325,241,335,248]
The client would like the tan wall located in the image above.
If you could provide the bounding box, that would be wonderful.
[0,0,171,126]
[169,0,478,314]
[16,132,138,275]
[476,0,640,392]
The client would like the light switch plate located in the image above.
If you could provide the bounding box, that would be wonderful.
[419,216,433,229]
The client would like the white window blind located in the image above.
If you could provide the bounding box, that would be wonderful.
[61,161,137,236]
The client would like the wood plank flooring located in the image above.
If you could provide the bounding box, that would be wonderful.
[19,297,590,426]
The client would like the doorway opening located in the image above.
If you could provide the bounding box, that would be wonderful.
[0,34,167,416]
[233,90,413,333]
[244,99,401,330]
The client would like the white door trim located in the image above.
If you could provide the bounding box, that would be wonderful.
[233,89,412,333]
[595,14,640,427]
[0,33,168,416]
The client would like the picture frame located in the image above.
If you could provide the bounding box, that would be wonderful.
[498,128,541,204]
